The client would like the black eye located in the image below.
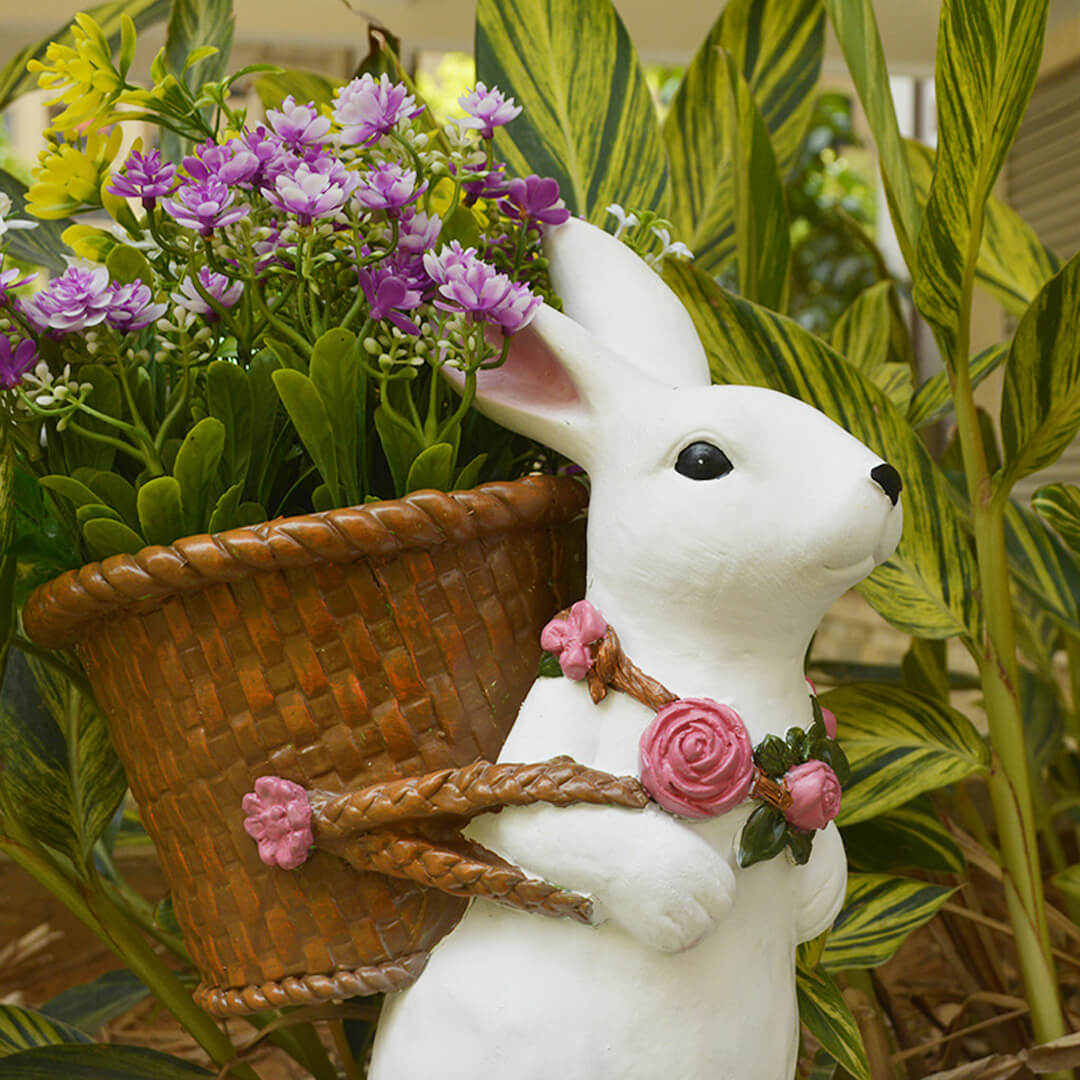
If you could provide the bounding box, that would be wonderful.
[675,441,733,480]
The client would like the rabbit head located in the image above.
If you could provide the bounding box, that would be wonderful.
[450,220,903,662]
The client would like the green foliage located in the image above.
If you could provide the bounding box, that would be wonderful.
[41,972,150,1036]
[0,1005,92,1057]
[0,1045,212,1077]
[796,962,871,1080]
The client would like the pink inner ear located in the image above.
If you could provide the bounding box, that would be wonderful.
[472,323,582,413]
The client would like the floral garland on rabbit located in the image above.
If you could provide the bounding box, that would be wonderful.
[540,599,851,869]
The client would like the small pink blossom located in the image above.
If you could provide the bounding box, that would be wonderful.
[242,776,313,870]
[783,760,842,832]
[639,698,755,819]
[540,600,607,680]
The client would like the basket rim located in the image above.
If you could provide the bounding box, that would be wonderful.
[22,475,587,650]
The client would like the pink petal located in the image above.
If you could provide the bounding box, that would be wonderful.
[568,600,606,643]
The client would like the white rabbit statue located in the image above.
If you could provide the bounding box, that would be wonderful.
[368,218,903,1080]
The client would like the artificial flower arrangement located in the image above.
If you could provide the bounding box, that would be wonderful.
[0,13,587,565]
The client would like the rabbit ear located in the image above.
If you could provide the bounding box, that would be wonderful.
[446,305,642,468]
[543,217,711,388]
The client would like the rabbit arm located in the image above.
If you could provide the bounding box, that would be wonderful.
[793,822,848,943]
[466,800,737,954]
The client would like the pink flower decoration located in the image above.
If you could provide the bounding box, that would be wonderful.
[806,678,837,739]
[783,761,843,831]
[639,698,755,819]
[540,600,607,680]
[242,776,313,870]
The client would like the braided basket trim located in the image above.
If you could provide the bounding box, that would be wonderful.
[23,476,587,649]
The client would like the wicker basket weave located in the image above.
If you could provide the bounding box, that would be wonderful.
[23,476,587,1015]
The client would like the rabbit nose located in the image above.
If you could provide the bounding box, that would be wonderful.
[871,463,902,506]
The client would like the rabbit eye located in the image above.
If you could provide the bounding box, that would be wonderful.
[675,441,733,480]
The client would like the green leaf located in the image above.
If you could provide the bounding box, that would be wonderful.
[842,795,964,874]
[900,638,951,702]
[254,69,341,109]
[0,1005,91,1057]
[0,173,71,274]
[206,360,253,490]
[913,0,1049,366]
[1001,253,1080,489]
[136,477,185,547]
[82,518,146,559]
[537,652,564,678]
[796,963,870,1080]
[825,683,989,826]
[475,0,667,224]
[664,261,982,642]
[1054,864,1080,904]
[244,348,282,505]
[309,329,362,505]
[106,246,154,287]
[806,1050,839,1080]
[207,482,242,534]
[81,472,139,529]
[831,282,911,411]
[454,452,488,492]
[405,443,455,494]
[753,733,794,778]
[787,827,814,866]
[663,0,822,277]
[373,404,421,499]
[76,504,122,527]
[823,873,953,971]
[0,0,170,112]
[1019,668,1064,771]
[39,476,102,511]
[737,803,788,868]
[66,365,122,472]
[1034,483,1080,555]
[0,1045,212,1078]
[1005,498,1080,637]
[272,370,340,504]
[172,417,225,535]
[41,971,149,1036]
[907,343,1007,430]
[165,0,233,89]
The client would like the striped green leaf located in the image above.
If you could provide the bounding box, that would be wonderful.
[908,344,1007,430]
[255,69,341,110]
[823,682,989,826]
[0,1006,91,1058]
[824,0,920,272]
[0,172,71,274]
[1001,253,1080,490]
[906,140,1060,318]
[165,0,233,90]
[831,282,912,411]
[0,1045,211,1078]
[807,1051,839,1080]
[842,795,964,874]
[796,963,870,1080]
[475,0,666,225]
[663,0,822,277]
[1019,668,1065,771]
[42,972,149,1036]
[1005,499,1080,637]
[1033,484,1080,555]
[0,0,170,111]
[664,260,982,642]
[823,873,953,971]
[913,0,1049,366]
[720,51,789,310]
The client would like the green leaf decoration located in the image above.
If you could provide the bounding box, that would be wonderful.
[754,734,795,778]
[907,343,1007,430]
[244,348,282,505]
[664,261,982,642]
[796,963,871,1080]
[41,971,149,1036]
[537,652,564,678]
[823,873,953,971]
[82,472,139,529]
[373,404,421,499]
[454,452,488,492]
[136,477,185,548]
[236,501,267,527]
[106,246,154,288]
[406,443,455,494]
[900,638,951,702]
[912,0,1049,366]
[206,360,253,491]
[0,1045,212,1078]
[475,0,667,224]
[1001,253,1080,490]
[787,827,814,866]
[76,504,122,528]
[255,69,341,109]
[842,795,965,875]
[207,482,243,534]
[172,417,225,536]
[65,364,122,473]
[39,476,102,511]
[310,329,363,505]
[824,683,989,826]
[0,1005,91,1058]
[0,0,170,112]
[82,518,147,559]
[0,172,71,274]
[1005,498,1080,637]
[1034,483,1080,555]
[831,282,911,411]
[165,0,233,90]
[663,0,822,277]
[272,369,340,504]
[824,0,920,271]
[737,803,788,868]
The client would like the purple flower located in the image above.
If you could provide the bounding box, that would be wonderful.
[22,264,113,334]
[266,96,332,149]
[358,265,423,336]
[397,209,442,256]
[266,157,360,224]
[171,267,244,320]
[108,149,177,209]
[498,175,571,226]
[458,83,522,139]
[241,127,291,190]
[461,164,510,206]
[332,74,423,146]
[0,267,36,305]
[423,244,541,334]
[0,336,38,389]
[162,179,250,236]
[106,279,167,333]
[353,162,423,214]
[182,138,260,188]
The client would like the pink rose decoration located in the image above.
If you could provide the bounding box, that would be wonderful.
[540,600,607,680]
[639,698,755,819]
[242,776,314,870]
[783,761,843,831]
[806,678,837,738]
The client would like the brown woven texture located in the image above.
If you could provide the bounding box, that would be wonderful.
[23,477,587,1016]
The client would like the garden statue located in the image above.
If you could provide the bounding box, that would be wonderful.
[367,218,904,1080]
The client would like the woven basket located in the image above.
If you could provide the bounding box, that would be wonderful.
[23,476,587,1015]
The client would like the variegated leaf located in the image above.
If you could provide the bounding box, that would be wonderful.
[663,0,822,277]
[475,0,667,225]
[1005,498,1080,636]
[823,682,989,825]
[796,963,870,1080]
[0,1006,91,1058]
[842,795,964,874]
[823,873,953,971]
[913,0,1049,366]
[255,69,341,110]
[42,971,149,1036]
[0,1045,211,1077]
[1033,483,1080,554]
[831,281,912,410]
[0,172,71,274]
[664,260,982,642]
[165,0,233,89]
[908,344,1007,430]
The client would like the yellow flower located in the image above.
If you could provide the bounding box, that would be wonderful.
[27,14,123,132]
[26,126,124,220]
